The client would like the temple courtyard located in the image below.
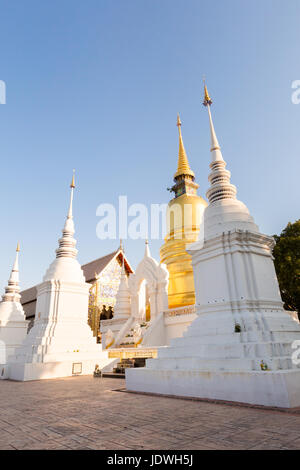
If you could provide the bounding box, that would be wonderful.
[0,376,299,450]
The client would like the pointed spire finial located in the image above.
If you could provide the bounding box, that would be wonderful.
[16,241,20,253]
[202,82,223,162]
[173,114,195,180]
[67,170,76,220]
[203,83,237,204]
[70,169,75,189]
[144,239,151,258]
[203,78,212,107]
[55,173,78,259]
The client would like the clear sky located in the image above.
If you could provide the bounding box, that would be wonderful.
[0,0,299,290]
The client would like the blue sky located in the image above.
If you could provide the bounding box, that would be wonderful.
[0,0,299,290]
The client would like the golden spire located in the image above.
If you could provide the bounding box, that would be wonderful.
[203,80,212,107]
[16,242,20,252]
[70,169,75,189]
[173,113,195,180]
[177,113,182,128]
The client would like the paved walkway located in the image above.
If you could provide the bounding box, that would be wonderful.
[0,376,299,450]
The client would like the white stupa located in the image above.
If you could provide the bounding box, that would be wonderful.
[0,243,28,379]
[113,243,131,320]
[126,86,300,408]
[9,173,112,381]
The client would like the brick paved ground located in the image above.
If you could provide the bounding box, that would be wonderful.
[0,376,299,450]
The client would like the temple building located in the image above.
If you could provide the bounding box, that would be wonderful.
[86,250,133,340]
[160,114,207,308]
[21,249,133,341]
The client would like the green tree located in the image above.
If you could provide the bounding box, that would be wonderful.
[273,220,300,318]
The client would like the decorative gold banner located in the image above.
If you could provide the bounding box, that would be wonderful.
[108,348,157,359]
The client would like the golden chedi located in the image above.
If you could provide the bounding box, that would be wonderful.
[160,114,207,308]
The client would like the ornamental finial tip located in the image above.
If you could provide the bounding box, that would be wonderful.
[176,113,181,127]
[16,242,20,252]
[70,169,75,189]
[203,81,212,107]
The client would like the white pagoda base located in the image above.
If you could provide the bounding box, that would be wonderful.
[9,279,113,381]
[0,309,28,358]
[126,368,300,408]
[127,296,300,408]
[0,315,28,380]
[10,357,111,382]
[126,231,300,408]
[0,246,29,379]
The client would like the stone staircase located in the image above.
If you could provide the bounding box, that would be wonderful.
[114,358,135,374]
[117,321,150,348]
[102,357,146,378]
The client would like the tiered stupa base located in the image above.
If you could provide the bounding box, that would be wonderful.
[126,306,300,408]
[0,303,28,379]
[0,320,29,379]
[9,339,112,382]
[126,368,300,408]
[8,280,114,381]
[9,324,113,381]
[9,356,110,382]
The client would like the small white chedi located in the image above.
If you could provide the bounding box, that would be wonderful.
[9,174,112,381]
[101,240,170,349]
[0,244,28,379]
[126,86,300,408]
[128,241,169,322]
[113,250,131,320]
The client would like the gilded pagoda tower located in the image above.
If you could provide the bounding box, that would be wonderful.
[160,115,207,308]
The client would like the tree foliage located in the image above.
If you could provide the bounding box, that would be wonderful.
[273,220,300,316]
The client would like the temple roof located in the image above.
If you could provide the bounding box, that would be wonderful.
[82,251,119,283]
[20,249,133,306]
[82,249,133,283]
